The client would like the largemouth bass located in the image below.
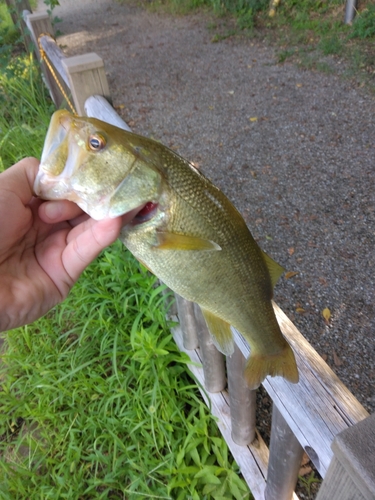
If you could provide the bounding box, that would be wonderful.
[34,110,299,389]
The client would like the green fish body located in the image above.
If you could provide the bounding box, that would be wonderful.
[34,110,299,389]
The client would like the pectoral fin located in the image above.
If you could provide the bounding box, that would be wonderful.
[155,232,221,251]
[201,308,234,355]
[261,250,285,288]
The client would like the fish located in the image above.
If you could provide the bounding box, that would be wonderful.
[34,110,299,390]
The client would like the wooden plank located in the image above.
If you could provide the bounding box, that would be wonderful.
[23,12,67,109]
[194,303,226,393]
[171,322,299,500]
[175,294,199,350]
[85,95,132,130]
[24,12,54,60]
[232,302,369,477]
[63,53,110,115]
[226,343,256,445]
[317,413,375,500]
[316,457,366,500]
[38,34,70,88]
[171,323,268,500]
[265,405,304,500]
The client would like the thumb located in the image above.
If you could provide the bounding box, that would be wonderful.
[62,217,122,284]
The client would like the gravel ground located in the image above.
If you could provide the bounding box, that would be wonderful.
[38,0,375,415]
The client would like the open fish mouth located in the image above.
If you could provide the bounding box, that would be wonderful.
[131,202,159,225]
[34,111,79,201]
[40,112,69,165]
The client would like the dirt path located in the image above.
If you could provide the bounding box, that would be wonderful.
[38,0,375,413]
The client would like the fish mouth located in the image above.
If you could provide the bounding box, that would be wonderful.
[131,202,159,225]
[40,111,70,165]
[118,202,159,229]
[34,111,77,200]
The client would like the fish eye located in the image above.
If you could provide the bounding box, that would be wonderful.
[88,133,106,152]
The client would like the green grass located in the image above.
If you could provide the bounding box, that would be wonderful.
[0,244,250,499]
[0,20,251,498]
[0,55,54,169]
[0,1,19,46]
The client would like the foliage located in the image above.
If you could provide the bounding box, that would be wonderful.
[44,0,60,7]
[0,0,54,170]
[350,5,375,39]
[0,243,251,499]
[298,471,322,498]
[0,2,19,45]
[0,55,54,169]
[0,1,22,70]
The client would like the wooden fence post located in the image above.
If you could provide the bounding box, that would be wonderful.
[62,53,111,115]
[265,404,304,500]
[226,343,256,445]
[175,295,199,350]
[26,12,54,60]
[316,413,375,500]
[24,13,67,109]
[193,303,226,393]
[344,0,357,24]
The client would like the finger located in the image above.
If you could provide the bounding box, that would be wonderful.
[39,200,85,223]
[0,157,40,205]
[62,217,122,283]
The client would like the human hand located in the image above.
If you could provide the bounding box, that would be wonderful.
[0,157,134,332]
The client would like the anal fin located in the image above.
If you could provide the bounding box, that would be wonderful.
[201,308,234,356]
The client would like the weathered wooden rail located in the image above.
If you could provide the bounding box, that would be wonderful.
[9,5,375,500]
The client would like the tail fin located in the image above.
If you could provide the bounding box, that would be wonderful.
[243,344,299,390]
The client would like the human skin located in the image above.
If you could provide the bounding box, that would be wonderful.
[0,157,138,331]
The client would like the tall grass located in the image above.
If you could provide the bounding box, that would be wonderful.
[0,244,250,499]
[0,54,54,169]
[0,14,251,499]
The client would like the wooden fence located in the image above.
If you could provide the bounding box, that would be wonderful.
[8,4,375,499]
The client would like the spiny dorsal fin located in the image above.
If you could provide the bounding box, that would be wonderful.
[201,308,234,356]
[155,232,221,251]
[261,250,285,288]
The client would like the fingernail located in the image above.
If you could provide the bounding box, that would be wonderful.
[44,202,62,220]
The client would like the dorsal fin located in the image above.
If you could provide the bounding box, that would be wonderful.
[261,250,285,288]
